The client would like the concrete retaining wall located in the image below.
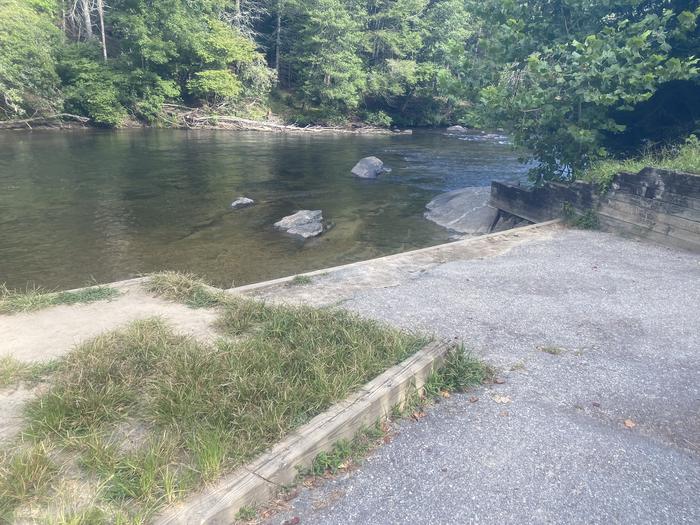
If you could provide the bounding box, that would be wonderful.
[490,180,597,223]
[598,168,700,252]
[489,168,700,252]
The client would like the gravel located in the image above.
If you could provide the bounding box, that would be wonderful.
[265,229,700,525]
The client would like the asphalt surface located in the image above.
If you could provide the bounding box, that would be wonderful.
[265,229,700,525]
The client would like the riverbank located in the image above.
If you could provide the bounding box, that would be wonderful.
[0,111,403,135]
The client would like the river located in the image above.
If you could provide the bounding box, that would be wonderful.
[0,129,527,289]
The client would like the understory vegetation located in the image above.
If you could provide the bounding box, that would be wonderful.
[0,273,490,523]
[0,284,120,314]
[584,134,700,190]
[2,1,698,181]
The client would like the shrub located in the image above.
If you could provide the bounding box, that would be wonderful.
[187,69,242,104]
[363,110,393,128]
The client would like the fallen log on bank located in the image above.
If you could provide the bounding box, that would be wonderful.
[0,113,91,130]
[161,104,398,134]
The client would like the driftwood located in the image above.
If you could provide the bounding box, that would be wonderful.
[0,113,91,130]
[160,104,396,134]
[0,106,402,135]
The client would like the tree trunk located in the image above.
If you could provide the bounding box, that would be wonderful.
[275,2,282,76]
[79,0,92,39]
[97,0,107,60]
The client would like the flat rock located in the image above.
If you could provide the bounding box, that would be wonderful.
[446,125,468,133]
[231,197,255,209]
[425,187,499,234]
[274,210,325,239]
[351,156,390,179]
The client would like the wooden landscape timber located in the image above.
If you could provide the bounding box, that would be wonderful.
[155,339,454,525]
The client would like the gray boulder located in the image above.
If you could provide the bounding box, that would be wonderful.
[425,187,499,235]
[351,156,391,179]
[231,197,255,209]
[274,210,325,239]
[446,125,468,133]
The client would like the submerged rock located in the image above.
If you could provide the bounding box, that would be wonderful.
[231,197,255,209]
[351,156,391,179]
[274,210,325,239]
[424,187,499,234]
[446,125,468,133]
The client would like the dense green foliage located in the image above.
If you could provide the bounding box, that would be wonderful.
[471,1,700,180]
[1,0,699,179]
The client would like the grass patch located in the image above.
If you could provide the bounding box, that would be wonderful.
[0,357,58,389]
[0,285,120,315]
[422,347,492,399]
[0,443,57,516]
[235,505,256,521]
[3,292,426,521]
[562,202,600,230]
[583,134,700,190]
[306,422,385,477]
[289,275,312,286]
[146,272,227,308]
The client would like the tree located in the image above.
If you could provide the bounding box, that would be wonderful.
[472,1,700,181]
[0,0,62,118]
[283,0,367,113]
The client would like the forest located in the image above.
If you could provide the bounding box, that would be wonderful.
[1,0,699,179]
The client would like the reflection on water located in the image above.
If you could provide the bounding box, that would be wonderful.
[0,129,527,289]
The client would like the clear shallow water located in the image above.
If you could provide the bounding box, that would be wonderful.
[0,129,527,290]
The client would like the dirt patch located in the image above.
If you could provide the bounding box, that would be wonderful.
[0,385,41,443]
[0,279,219,363]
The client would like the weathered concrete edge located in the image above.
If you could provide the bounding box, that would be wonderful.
[60,276,149,295]
[228,220,562,294]
[155,338,454,525]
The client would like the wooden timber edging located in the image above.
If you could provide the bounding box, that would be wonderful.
[155,338,455,525]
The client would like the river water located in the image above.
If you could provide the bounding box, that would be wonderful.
[0,129,527,290]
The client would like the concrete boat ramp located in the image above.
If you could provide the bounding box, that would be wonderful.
[1,221,699,524]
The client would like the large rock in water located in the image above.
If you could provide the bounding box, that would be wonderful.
[446,125,468,133]
[274,210,325,239]
[351,156,390,179]
[424,187,499,234]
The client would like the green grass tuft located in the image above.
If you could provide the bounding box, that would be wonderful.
[426,347,492,395]
[0,285,120,315]
[584,134,700,190]
[289,275,312,286]
[235,506,256,521]
[307,422,385,477]
[146,272,227,308]
[562,202,600,230]
[0,357,58,389]
[0,443,57,516]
